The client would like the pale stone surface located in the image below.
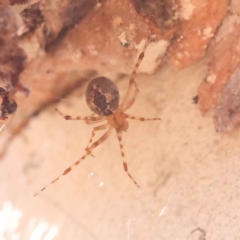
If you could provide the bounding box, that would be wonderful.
[1,61,240,239]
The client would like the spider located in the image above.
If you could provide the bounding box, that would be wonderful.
[34,38,160,196]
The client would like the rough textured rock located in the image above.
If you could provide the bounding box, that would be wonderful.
[198,13,240,115]
[214,67,240,132]
[40,0,98,49]
[0,4,27,120]
[167,0,229,69]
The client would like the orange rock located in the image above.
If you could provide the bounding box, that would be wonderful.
[198,14,240,114]
[167,0,228,69]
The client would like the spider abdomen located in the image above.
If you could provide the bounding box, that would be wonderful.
[86,77,120,116]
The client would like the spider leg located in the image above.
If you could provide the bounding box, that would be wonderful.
[120,81,139,111]
[85,118,106,125]
[119,55,143,108]
[34,127,113,196]
[85,113,106,125]
[55,108,105,122]
[116,130,139,188]
[120,38,151,108]
[125,114,161,121]
[85,123,109,155]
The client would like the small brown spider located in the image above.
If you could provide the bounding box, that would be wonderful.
[35,39,160,196]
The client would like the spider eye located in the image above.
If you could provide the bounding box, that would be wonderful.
[86,77,119,116]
